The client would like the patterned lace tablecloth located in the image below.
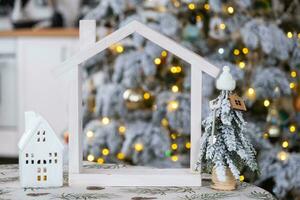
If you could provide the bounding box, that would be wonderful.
[0,164,276,200]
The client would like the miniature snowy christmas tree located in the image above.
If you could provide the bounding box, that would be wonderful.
[197,66,258,190]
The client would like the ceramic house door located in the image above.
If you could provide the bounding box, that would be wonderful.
[36,166,47,182]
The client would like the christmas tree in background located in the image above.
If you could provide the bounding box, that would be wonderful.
[79,0,300,199]
[81,0,193,168]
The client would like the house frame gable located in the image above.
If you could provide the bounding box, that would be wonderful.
[67,20,220,186]
[55,20,219,78]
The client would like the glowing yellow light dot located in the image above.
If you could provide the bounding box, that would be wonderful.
[97,157,105,164]
[170,66,177,73]
[171,85,179,93]
[171,155,178,162]
[134,143,144,152]
[170,66,182,73]
[291,71,297,78]
[282,141,289,148]
[263,133,269,139]
[248,88,255,95]
[116,45,124,53]
[242,47,249,54]
[167,101,179,112]
[239,175,245,182]
[289,125,296,133]
[102,148,110,156]
[204,3,210,10]
[171,143,178,150]
[233,49,240,55]
[171,133,177,140]
[154,58,161,65]
[278,151,288,161]
[176,66,182,73]
[246,87,256,100]
[238,61,246,69]
[119,125,126,135]
[219,23,226,30]
[161,118,169,127]
[117,152,125,160]
[227,6,234,14]
[287,32,293,38]
[185,142,191,149]
[290,82,296,89]
[161,51,167,57]
[86,130,94,138]
[263,99,270,107]
[143,92,151,100]
[196,15,202,22]
[188,3,196,10]
[101,117,110,125]
[87,154,95,162]
[298,33,300,39]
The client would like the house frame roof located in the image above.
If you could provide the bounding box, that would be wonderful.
[55,20,220,78]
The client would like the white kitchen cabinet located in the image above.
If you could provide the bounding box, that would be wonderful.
[0,29,78,156]
[0,51,17,127]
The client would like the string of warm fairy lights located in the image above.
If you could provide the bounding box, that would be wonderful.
[86,115,128,163]
[86,114,191,164]
[182,0,300,182]
[285,29,299,141]
[85,2,245,181]
[85,2,300,182]
[258,46,299,165]
[85,44,191,164]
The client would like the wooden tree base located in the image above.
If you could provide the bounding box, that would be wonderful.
[211,182,236,191]
[211,167,237,191]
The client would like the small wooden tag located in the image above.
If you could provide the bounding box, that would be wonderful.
[229,93,247,111]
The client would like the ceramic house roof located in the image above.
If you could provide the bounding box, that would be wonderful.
[55,20,220,78]
[18,111,64,150]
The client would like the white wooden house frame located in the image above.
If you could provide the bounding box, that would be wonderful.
[57,20,220,186]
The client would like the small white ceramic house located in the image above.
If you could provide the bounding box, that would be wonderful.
[18,111,63,188]
[56,20,220,187]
